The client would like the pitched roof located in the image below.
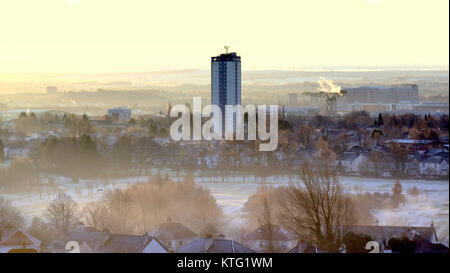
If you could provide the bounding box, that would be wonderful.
[0,228,41,247]
[349,225,438,243]
[7,248,39,253]
[97,234,151,253]
[384,139,435,145]
[58,230,109,251]
[337,152,359,161]
[426,148,447,156]
[412,234,449,253]
[176,238,255,253]
[50,230,167,253]
[151,222,198,240]
[422,156,448,164]
[244,224,291,241]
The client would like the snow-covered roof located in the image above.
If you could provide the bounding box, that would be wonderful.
[384,139,435,145]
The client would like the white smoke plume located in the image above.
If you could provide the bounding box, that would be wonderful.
[318,77,341,93]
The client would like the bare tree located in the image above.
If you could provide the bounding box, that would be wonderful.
[279,130,299,170]
[45,193,80,234]
[0,197,25,236]
[257,194,275,253]
[313,139,336,169]
[82,202,108,231]
[279,164,354,252]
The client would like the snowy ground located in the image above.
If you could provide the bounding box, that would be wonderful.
[194,175,449,245]
[2,170,448,244]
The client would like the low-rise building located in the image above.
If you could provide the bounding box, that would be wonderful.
[348,224,439,252]
[150,220,198,252]
[412,234,449,253]
[49,228,168,253]
[244,224,297,252]
[384,139,436,151]
[419,157,449,176]
[0,229,41,253]
[336,152,367,174]
[107,107,131,122]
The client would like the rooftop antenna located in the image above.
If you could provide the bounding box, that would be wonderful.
[224,46,230,54]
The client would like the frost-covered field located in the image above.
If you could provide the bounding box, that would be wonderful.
[2,171,448,244]
[196,176,449,244]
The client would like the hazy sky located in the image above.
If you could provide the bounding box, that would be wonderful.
[0,0,448,72]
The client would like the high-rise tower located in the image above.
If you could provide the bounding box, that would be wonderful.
[211,47,241,134]
[211,48,241,116]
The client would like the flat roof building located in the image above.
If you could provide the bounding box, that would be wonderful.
[107,107,131,122]
[343,84,418,104]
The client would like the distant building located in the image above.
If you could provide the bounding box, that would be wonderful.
[282,107,319,116]
[419,157,449,176]
[46,86,58,94]
[336,152,365,173]
[361,104,388,112]
[384,139,436,151]
[343,84,419,104]
[107,107,131,122]
[414,102,449,112]
[211,49,241,132]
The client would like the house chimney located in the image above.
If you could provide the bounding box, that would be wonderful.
[102,228,110,244]
[297,241,307,253]
[76,222,85,232]
[143,232,151,245]
[204,234,214,251]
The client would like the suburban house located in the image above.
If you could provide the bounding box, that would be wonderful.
[411,234,449,253]
[0,229,41,253]
[176,234,255,253]
[49,228,168,253]
[419,157,449,176]
[97,233,168,253]
[336,152,366,173]
[244,224,297,252]
[348,224,439,252]
[150,220,198,252]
